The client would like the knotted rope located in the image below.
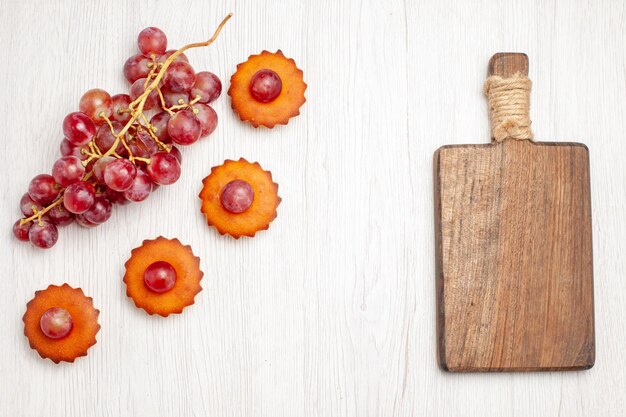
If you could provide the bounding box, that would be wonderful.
[483,74,533,142]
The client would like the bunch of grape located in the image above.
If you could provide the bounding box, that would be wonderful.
[13,25,224,249]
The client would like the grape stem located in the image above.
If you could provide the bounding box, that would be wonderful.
[169,94,202,112]
[137,112,170,151]
[19,13,233,226]
[20,198,64,226]
[156,86,175,116]
[100,114,145,163]
[106,13,232,154]
[143,56,160,89]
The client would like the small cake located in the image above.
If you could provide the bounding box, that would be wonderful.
[199,158,281,238]
[23,284,100,363]
[228,50,306,128]
[124,237,203,316]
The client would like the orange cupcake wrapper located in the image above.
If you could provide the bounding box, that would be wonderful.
[199,158,281,238]
[124,237,203,317]
[23,284,100,364]
[228,50,306,128]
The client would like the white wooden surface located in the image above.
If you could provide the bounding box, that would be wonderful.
[1,0,625,415]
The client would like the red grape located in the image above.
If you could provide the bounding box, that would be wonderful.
[47,204,75,226]
[104,159,137,191]
[191,71,222,103]
[170,146,182,164]
[167,109,201,145]
[60,138,74,156]
[146,151,181,185]
[143,261,177,293]
[76,214,98,228]
[158,50,188,64]
[123,54,153,83]
[249,69,282,103]
[106,187,130,205]
[124,132,156,163]
[126,139,151,160]
[220,179,254,213]
[123,169,152,202]
[83,195,112,224]
[79,88,112,122]
[28,174,60,205]
[195,103,218,136]
[39,308,73,339]
[63,181,96,214]
[60,139,88,161]
[63,112,96,146]
[52,156,86,187]
[110,94,132,123]
[163,61,196,93]
[29,220,59,249]
[16,24,229,249]
[84,158,95,173]
[130,78,159,110]
[20,193,42,217]
[135,128,159,155]
[162,88,190,108]
[138,27,167,57]
[93,156,115,183]
[150,112,171,142]
[13,220,31,241]
[95,122,125,155]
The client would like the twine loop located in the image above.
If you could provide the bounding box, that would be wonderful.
[483,74,533,142]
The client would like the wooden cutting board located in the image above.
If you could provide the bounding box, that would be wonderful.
[433,53,595,372]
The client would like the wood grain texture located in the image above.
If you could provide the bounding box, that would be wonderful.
[488,52,528,78]
[434,140,594,371]
[434,52,595,372]
[1,0,625,416]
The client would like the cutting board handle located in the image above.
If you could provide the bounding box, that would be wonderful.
[485,53,533,142]
[488,52,528,77]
